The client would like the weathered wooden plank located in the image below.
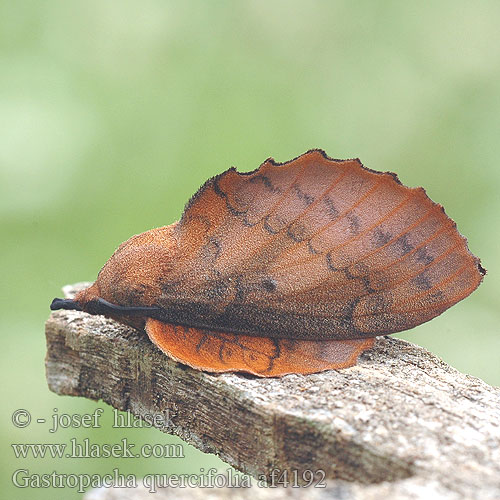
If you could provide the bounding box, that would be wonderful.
[45,284,500,499]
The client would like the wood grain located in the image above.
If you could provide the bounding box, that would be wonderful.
[47,284,500,500]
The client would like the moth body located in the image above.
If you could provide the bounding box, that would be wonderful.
[51,150,484,376]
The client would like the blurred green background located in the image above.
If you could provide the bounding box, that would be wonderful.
[1,1,499,498]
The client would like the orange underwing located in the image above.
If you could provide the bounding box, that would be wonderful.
[51,150,485,377]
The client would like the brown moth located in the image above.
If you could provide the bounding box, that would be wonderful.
[51,150,485,376]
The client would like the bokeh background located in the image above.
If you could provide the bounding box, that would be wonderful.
[1,1,499,498]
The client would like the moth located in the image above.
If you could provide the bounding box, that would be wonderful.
[51,150,485,377]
